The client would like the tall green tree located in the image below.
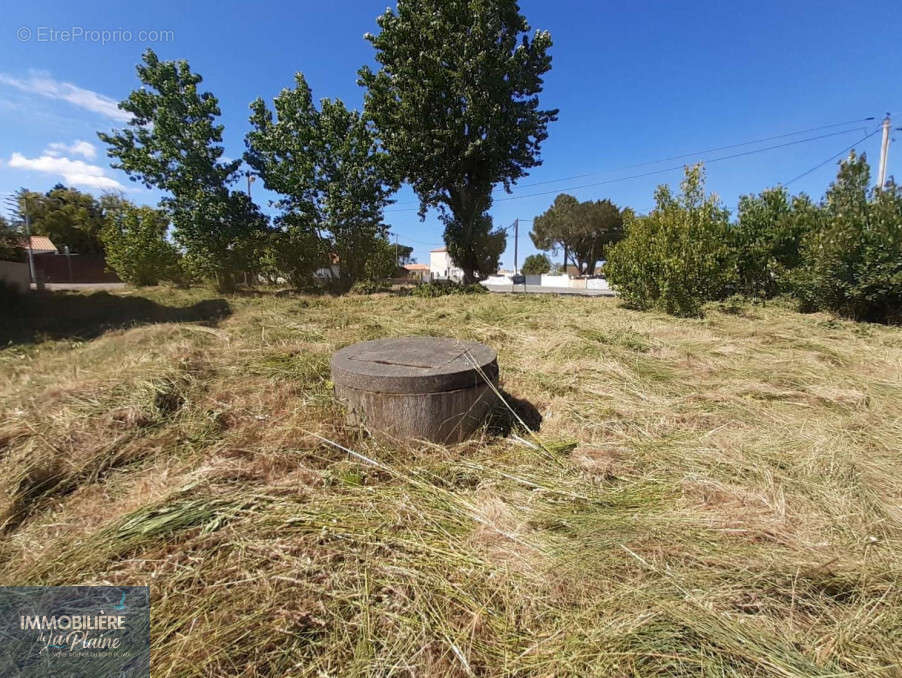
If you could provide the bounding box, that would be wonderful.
[99,49,266,290]
[359,0,557,282]
[245,73,396,290]
[17,185,106,254]
[0,215,20,260]
[531,195,624,274]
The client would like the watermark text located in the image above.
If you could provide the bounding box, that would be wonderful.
[17,26,174,44]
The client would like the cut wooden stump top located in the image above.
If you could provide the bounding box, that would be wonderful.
[331,336,498,394]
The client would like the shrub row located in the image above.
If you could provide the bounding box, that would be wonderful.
[605,153,902,322]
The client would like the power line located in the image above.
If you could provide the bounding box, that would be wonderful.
[783,127,882,186]
[491,127,871,204]
[384,115,877,211]
[504,116,878,191]
[385,124,875,213]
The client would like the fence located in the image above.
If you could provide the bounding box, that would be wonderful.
[31,253,120,284]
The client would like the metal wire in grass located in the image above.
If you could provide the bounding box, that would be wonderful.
[303,429,544,554]
[303,430,392,472]
[463,349,566,468]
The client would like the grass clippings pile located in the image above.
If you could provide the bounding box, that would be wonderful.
[1,287,900,676]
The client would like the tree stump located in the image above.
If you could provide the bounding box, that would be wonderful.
[331,336,498,443]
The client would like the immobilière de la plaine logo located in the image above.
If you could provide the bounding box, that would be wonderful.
[0,586,150,677]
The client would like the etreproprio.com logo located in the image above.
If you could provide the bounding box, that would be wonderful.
[16,26,174,44]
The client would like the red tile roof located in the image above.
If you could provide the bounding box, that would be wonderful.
[19,236,57,252]
[430,247,447,253]
[404,264,429,270]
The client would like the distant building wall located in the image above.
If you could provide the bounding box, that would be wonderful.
[429,250,463,281]
[586,278,611,291]
[0,260,29,292]
[540,274,570,287]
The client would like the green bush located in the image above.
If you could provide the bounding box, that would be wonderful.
[521,253,551,275]
[790,152,902,323]
[411,280,488,298]
[101,204,182,286]
[733,188,817,299]
[349,279,388,295]
[604,165,735,317]
[259,223,327,290]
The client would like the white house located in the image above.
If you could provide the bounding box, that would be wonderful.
[429,247,463,282]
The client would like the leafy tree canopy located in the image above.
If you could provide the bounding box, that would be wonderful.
[733,187,817,299]
[605,164,734,317]
[245,73,396,290]
[15,185,106,254]
[99,49,264,290]
[101,196,180,286]
[521,253,551,275]
[531,194,624,274]
[360,0,557,282]
[0,214,20,261]
[791,151,902,322]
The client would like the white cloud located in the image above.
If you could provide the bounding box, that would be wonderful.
[47,140,97,160]
[9,151,125,190]
[0,71,129,122]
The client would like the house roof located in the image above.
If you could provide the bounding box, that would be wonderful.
[430,247,447,253]
[19,236,57,252]
[404,263,430,271]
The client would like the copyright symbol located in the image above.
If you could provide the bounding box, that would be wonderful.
[17,26,31,42]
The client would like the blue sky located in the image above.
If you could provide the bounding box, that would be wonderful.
[1,0,900,267]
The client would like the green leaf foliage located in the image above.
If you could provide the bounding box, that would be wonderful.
[362,237,402,282]
[531,195,624,274]
[100,197,180,286]
[359,0,557,282]
[0,215,21,261]
[733,187,817,299]
[605,164,735,317]
[790,152,902,322]
[245,73,396,291]
[521,253,551,275]
[16,185,106,254]
[99,49,266,291]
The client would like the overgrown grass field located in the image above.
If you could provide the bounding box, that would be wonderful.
[1,288,900,676]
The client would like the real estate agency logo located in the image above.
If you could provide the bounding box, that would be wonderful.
[0,586,150,675]
[19,592,131,658]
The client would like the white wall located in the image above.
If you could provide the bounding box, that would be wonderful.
[586,278,611,290]
[540,274,570,287]
[429,251,463,281]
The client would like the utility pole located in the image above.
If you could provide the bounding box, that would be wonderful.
[513,218,519,274]
[247,173,256,199]
[23,197,35,286]
[877,114,891,188]
[5,191,37,286]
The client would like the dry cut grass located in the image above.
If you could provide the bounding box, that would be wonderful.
[1,287,900,676]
